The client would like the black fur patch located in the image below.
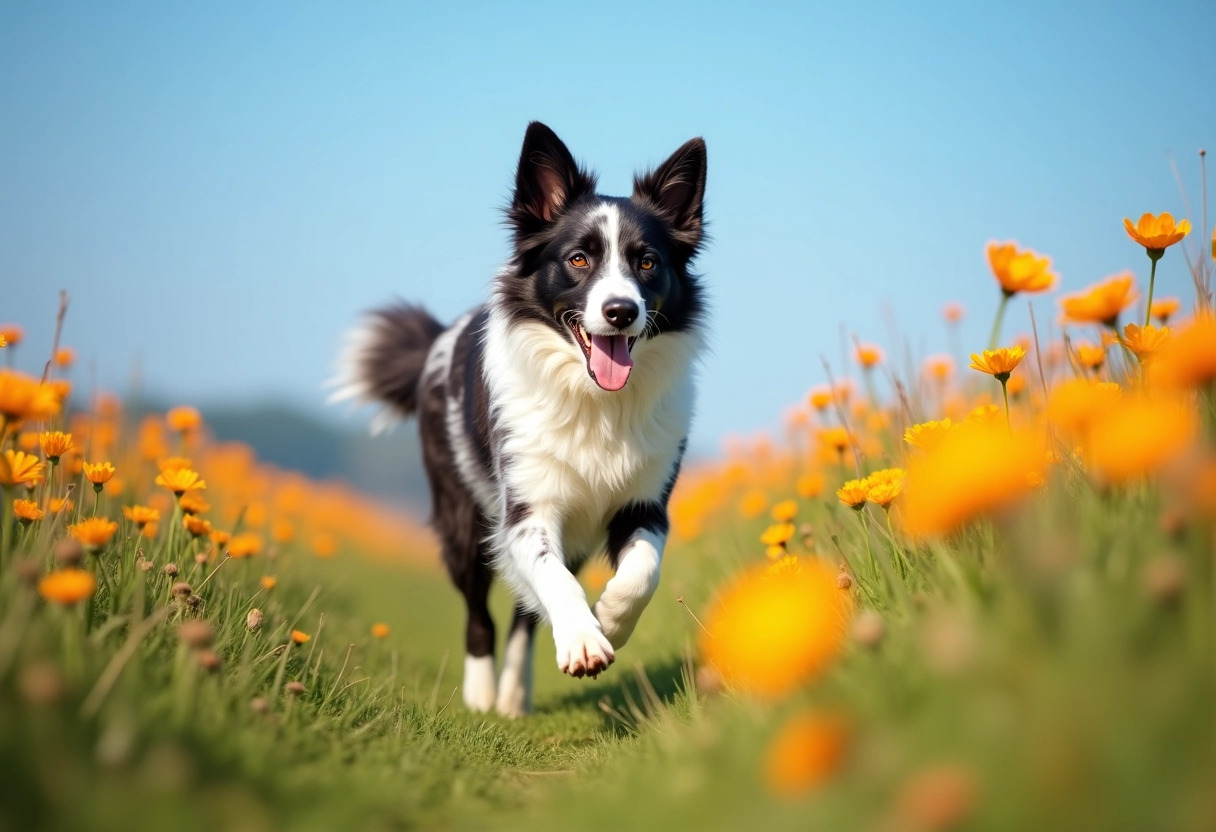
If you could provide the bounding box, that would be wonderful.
[359,303,446,419]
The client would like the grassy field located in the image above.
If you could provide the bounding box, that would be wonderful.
[2,213,1216,831]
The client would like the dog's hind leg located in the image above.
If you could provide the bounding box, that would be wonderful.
[458,548,498,712]
[495,605,538,717]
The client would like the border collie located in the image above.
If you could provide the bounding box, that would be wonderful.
[332,122,706,716]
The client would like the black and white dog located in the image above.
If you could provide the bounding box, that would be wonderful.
[332,122,706,716]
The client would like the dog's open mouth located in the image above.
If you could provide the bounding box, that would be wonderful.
[568,321,637,392]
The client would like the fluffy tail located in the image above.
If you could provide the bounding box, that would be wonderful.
[328,302,446,434]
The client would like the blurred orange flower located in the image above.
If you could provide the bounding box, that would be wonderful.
[155,467,206,496]
[178,492,211,515]
[0,450,46,487]
[808,386,833,411]
[260,575,277,591]
[1060,273,1137,327]
[166,406,203,433]
[1086,394,1197,485]
[795,472,825,499]
[83,460,115,485]
[1149,297,1180,324]
[39,431,74,460]
[54,347,76,368]
[987,242,1056,295]
[0,325,23,346]
[183,515,213,537]
[1123,212,1190,251]
[855,343,884,369]
[760,523,796,547]
[123,505,161,528]
[1146,315,1216,390]
[0,370,60,422]
[765,710,850,797]
[836,479,870,510]
[68,517,119,549]
[903,419,953,451]
[371,623,391,639]
[227,532,264,559]
[13,498,44,522]
[1120,323,1171,362]
[1074,342,1106,371]
[770,499,798,523]
[866,468,906,508]
[701,559,852,698]
[923,354,954,382]
[942,302,965,323]
[38,569,97,605]
[291,629,311,645]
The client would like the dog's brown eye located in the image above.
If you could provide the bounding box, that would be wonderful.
[569,254,589,268]
[639,256,655,271]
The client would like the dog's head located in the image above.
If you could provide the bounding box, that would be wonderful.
[496,122,706,392]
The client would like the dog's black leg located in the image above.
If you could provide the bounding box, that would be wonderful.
[460,548,497,711]
[495,604,538,716]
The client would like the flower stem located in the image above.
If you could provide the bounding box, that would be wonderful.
[988,293,1011,351]
[1000,379,1012,432]
[1144,253,1160,327]
[885,508,908,580]
[856,510,877,582]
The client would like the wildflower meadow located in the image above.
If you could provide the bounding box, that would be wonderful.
[3,190,1216,830]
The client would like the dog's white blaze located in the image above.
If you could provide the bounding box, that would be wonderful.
[495,624,534,717]
[583,204,645,336]
[593,529,664,649]
[463,654,496,712]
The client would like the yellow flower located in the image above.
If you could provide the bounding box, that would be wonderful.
[155,467,206,496]
[1147,315,1216,390]
[39,431,74,461]
[0,325,23,346]
[183,514,213,537]
[166,406,203,433]
[760,523,796,547]
[83,460,115,485]
[260,575,277,591]
[969,346,1026,380]
[157,456,194,472]
[38,569,97,605]
[855,343,884,369]
[13,498,44,522]
[866,468,906,508]
[987,242,1056,295]
[701,560,852,698]
[122,505,161,528]
[1060,273,1137,327]
[1121,323,1171,362]
[902,423,1045,538]
[818,427,851,456]
[291,629,311,645]
[808,386,833,411]
[766,554,802,575]
[836,478,870,510]
[1123,212,1191,252]
[903,418,953,451]
[1150,297,1181,324]
[227,532,264,559]
[1046,379,1124,442]
[1086,394,1197,485]
[0,370,60,422]
[770,499,798,523]
[795,472,825,498]
[966,404,1003,425]
[210,529,232,547]
[0,450,46,487]
[49,497,74,515]
[371,623,391,639]
[54,347,76,368]
[738,489,769,520]
[1074,342,1106,371]
[923,354,954,382]
[178,492,211,515]
[765,710,850,797]
[68,517,119,549]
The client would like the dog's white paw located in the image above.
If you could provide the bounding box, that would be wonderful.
[552,621,615,678]
[463,654,497,712]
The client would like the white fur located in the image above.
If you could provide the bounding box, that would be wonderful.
[479,284,699,675]
[582,204,646,336]
[463,654,496,712]
[593,529,664,648]
[327,323,403,435]
[495,624,535,717]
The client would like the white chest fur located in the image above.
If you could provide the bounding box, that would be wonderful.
[481,310,698,557]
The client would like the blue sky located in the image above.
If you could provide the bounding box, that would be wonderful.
[3,1,1214,455]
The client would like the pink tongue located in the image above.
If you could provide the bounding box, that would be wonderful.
[588,334,633,391]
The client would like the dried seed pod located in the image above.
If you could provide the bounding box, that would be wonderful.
[177,619,214,649]
[196,649,222,673]
[284,681,306,696]
[246,608,264,632]
[163,563,179,577]
[171,581,193,599]
[54,538,84,567]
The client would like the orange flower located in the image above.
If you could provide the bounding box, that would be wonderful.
[166,406,203,433]
[371,623,391,639]
[987,242,1056,295]
[818,427,851,456]
[155,467,206,496]
[83,460,115,485]
[855,343,884,369]
[1121,323,1171,363]
[1086,394,1197,485]
[770,499,798,523]
[701,559,852,698]
[808,386,833,411]
[836,478,870,510]
[1150,297,1181,324]
[178,492,210,515]
[291,629,311,645]
[1060,273,1137,327]
[13,498,44,522]
[260,575,277,591]
[942,302,965,324]
[760,523,796,547]
[227,532,264,558]
[311,532,338,558]
[183,514,213,537]
[765,710,850,797]
[39,431,74,461]
[0,325,23,347]
[969,346,1026,380]
[1123,212,1191,252]
[923,354,954,382]
[903,418,953,451]
[1046,379,1123,442]
[1147,315,1216,390]
[0,450,46,487]
[0,370,60,422]
[49,497,74,515]
[866,468,906,508]
[795,472,825,499]
[68,517,119,548]
[54,347,76,368]
[738,489,769,520]
[38,569,97,605]
[902,423,1045,537]
[123,505,161,528]
[1074,342,1106,371]
[157,456,194,472]
[210,529,232,547]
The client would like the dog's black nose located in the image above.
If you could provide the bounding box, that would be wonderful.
[602,298,639,329]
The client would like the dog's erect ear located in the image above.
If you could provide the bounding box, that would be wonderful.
[632,138,707,258]
[508,122,597,241]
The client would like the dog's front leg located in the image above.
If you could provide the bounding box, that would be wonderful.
[595,506,665,648]
[500,515,614,678]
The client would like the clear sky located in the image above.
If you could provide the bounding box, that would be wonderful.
[4,1,1214,455]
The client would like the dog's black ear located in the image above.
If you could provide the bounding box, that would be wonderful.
[632,138,707,259]
[508,122,597,241]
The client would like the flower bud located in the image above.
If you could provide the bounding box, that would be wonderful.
[246,608,264,632]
